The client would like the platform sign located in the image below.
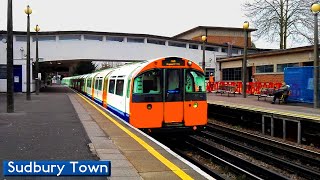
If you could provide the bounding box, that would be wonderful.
[3,160,111,176]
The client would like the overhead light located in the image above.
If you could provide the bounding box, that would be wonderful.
[57,62,61,65]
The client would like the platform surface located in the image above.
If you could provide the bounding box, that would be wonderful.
[0,85,212,180]
[207,93,320,122]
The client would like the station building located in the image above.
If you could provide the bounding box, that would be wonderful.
[217,45,319,83]
[0,26,261,92]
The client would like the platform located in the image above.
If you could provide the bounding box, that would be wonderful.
[0,85,211,180]
[207,93,320,144]
[207,93,320,122]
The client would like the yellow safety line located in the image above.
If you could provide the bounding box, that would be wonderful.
[76,92,193,180]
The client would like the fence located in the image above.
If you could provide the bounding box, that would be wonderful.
[207,81,282,95]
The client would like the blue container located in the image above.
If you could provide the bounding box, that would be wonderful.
[284,66,317,103]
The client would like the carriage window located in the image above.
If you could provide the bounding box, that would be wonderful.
[133,69,161,94]
[95,80,99,90]
[126,79,131,98]
[185,70,205,93]
[87,79,92,88]
[116,79,124,96]
[98,79,103,90]
[109,79,115,94]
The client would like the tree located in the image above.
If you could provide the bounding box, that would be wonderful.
[243,0,314,49]
[73,61,96,75]
[97,62,113,71]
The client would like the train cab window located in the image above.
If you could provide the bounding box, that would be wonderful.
[115,80,124,96]
[133,69,161,94]
[185,70,206,93]
[109,79,115,94]
[167,69,180,93]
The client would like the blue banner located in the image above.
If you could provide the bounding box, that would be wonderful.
[3,160,111,176]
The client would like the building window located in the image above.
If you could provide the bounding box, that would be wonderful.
[168,41,186,48]
[202,46,219,52]
[84,35,103,41]
[256,65,274,73]
[16,36,28,42]
[221,48,228,53]
[106,36,123,42]
[0,35,7,42]
[248,50,256,54]
[0,65,7,79]
[108,79,115,94]
[115,79,124,96]
[34,36,55,42]
[232,49,239,54]
[189,44,198,49]
[59,35,81,41]
[222,68,242,81]
[127,37,144,43]
[147,39,165,45]
[277,63,299,72]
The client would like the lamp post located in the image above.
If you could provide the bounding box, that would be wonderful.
[312,3,320,108]
[201,35,207,73]
[7,0,14,112]
[34,25,40,95]
[242,21,249,98]
[25,5,32,100]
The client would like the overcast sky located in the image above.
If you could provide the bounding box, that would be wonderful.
[0,0,295,49]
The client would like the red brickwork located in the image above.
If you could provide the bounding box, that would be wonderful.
[253,74,284,83]
[192,36,252,48]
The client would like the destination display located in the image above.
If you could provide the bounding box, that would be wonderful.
[162,58,185,66]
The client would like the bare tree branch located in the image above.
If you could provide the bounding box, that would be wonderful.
[242,0,314,49]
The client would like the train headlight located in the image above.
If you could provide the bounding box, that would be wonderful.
[147,104,152,110]
[193,102,198,108]
[187,61,192,66]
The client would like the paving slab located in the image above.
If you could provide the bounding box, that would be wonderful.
[71,88,213,180]
[0,85,105,180]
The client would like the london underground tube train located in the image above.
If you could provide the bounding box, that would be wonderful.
[63,57,207,132]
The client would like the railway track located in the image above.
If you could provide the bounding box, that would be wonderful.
[203,123,320,179]
[155,135,287,180]
[184,135,288,180]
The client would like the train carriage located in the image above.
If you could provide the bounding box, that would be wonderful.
[66,57,207,132]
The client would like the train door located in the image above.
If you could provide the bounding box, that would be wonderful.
[130,69,163,128]
[94,77,103,105]
[13,65,22,92]
[184,69,207,126]
[102,77,108,108]
[163,69,184,123]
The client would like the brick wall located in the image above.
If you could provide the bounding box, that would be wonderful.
[192,36,252,48]
[253,74,284,83]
